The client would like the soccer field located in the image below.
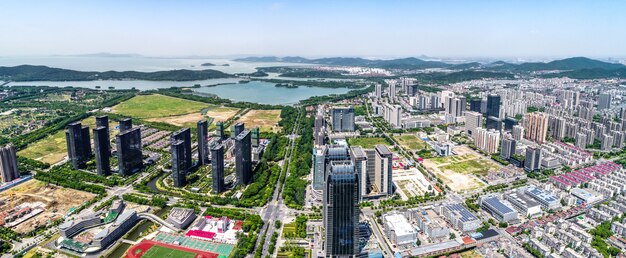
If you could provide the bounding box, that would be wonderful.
[141,245,198,258]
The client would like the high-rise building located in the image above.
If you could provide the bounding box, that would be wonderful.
[331,107,355,132]
[96,115,109,130]
[598,93,612,110]
[350,146,368,199]
[216,122,225,140]
[251,127,260,147]
[374,145,393,195]
[313,147,326,191]
[388,81,396,102]
[0,144,19,183]
[474,128,501,154]
[487,94,501,118]
[448,97,466,117]
[504,117,518,131]
[575,132,587,149]
[486,116,502,131]
[601,134,614,151]
[211,144,225,193]
[324,161,359,257]
[464,111,483,136]
[235,130,252,185]
[171,128,192,172]
[197,120,209,165]
[407,84,417,96]
[93,126,111,176]
[524,146,542,172]
[375,84,382,99]
[470,99,482,112]
[331,106,356,132]
[524,113,549,144]
[232,122,245,139]
[116,127,142,176]
[500,138,516,160]
[66,122,92,169]
[171,140,187,187]
[389,105,402,128]
[430,94,440,109]
[119,118,132,132]
[314,115,325,146]
[512,125,524,141]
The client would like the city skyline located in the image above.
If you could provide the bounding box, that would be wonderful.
[1,1,626,58]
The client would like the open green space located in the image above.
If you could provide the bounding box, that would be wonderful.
[112,94,209,118]
[17,116,101,164]
[141,245,198,258]
[394,134,428,150]
[439,158,500,176]
[347,137,390,149]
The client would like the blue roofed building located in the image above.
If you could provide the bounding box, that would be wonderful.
[480,196,518,223]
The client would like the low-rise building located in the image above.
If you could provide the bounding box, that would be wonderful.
[437,203,481,232]
[505,190,542,218]
[382,213,417,246]
[480,196,518,223]
[166,207,197,229]
[525,186,560,210]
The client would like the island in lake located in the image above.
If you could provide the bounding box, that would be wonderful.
[201,63,230,67]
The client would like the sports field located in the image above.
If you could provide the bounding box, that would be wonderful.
[112,94,209,118]
[347,137,390,149]
[141,245,198,258]
[233,109,281,132]
[153,232,233,258]
[126,240,219,258]
[394,134,428,150]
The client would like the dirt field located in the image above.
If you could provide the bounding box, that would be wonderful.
[423,146,498,193]
[0,180,96,233]
[146,113,205,127]
[204,106,240,122]
[234,109,281,132]
[146,106,239,128]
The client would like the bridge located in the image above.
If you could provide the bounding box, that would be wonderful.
[137,212,180,232]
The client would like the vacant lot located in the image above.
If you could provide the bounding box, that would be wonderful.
[348,137,390,149]
[17,116,106,164]
[394,134,428,150]
[424,147,501,193]
[0,180,95,233]
[204,106,240,122]
[112,94,208,118]
[234,109,281,132]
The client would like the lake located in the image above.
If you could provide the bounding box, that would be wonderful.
[0,55,312,73]
[193,81,355,105]
[1,55,359,104]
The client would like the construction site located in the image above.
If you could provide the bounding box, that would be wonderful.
[0,180,96,233]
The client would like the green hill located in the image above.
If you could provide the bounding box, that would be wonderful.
[0,65,234,81]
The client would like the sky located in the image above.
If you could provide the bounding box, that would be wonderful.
[1,0,625,59]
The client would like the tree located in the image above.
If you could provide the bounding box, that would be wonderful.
[449,233,456,239]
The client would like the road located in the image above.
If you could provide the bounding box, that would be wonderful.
[257,109,302,257]
[366,215,394,256]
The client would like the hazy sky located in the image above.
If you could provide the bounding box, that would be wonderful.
[1,0,625,58]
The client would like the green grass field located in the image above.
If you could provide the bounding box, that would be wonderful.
[17,116,102,164]
[440,158,500,176]
[395,134,428,150]
[347,137,390,149]
[141,245,198,258]
[112,94,209,118]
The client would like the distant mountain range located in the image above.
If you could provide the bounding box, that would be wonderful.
[0,65,233,81]
[235,56,625,72]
